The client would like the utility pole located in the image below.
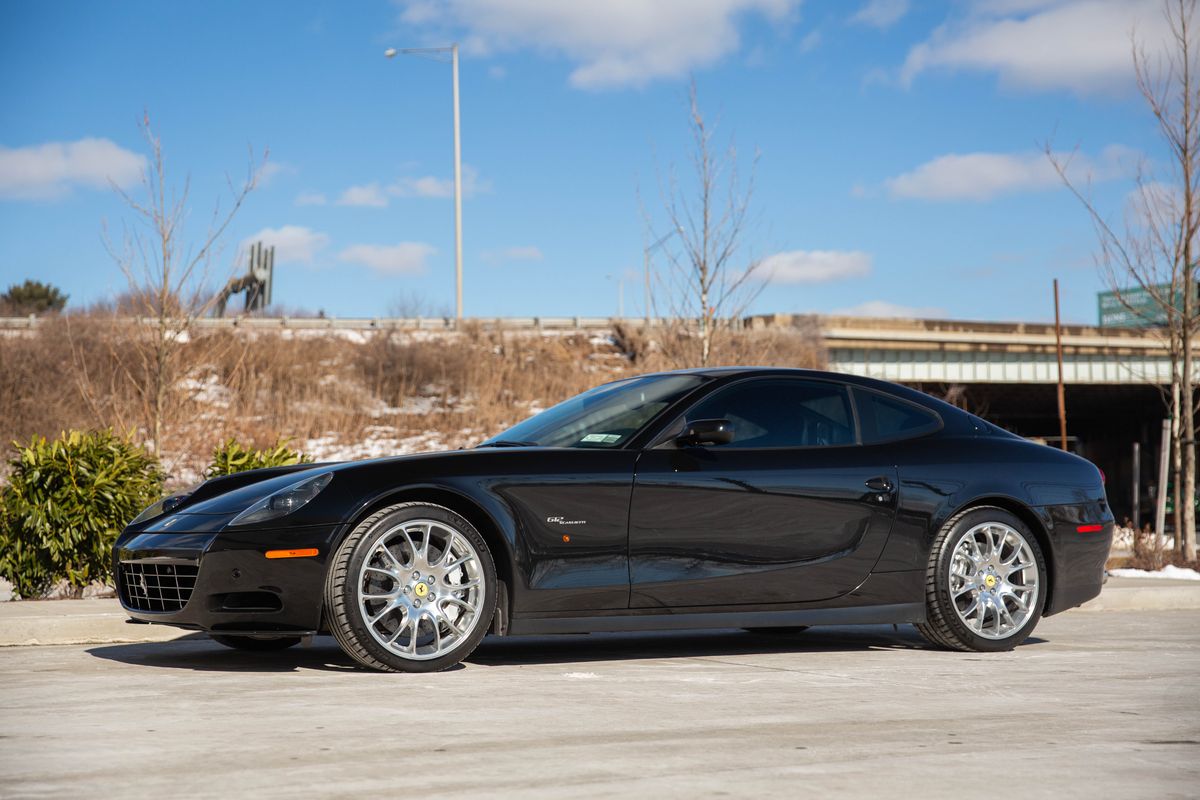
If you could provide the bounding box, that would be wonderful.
[643,248,651,327]
[643,229,677,327]
[607,273,626,319]
[1053,279,1068,451]
[385,44,464,321]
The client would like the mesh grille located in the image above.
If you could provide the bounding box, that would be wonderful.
[119,561,198,612]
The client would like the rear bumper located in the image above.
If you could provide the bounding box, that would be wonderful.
[1041,503,1113,616]
[113,517,344,635]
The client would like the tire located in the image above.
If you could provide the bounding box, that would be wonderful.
[210,634,302,651]
[915,506,1047,652]
[324,502,497,673]
[742,626,810,635]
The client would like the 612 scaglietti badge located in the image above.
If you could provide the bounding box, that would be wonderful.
[115,368,1113,672]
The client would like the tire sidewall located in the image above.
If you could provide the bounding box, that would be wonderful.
[335,503,497,672]
[933,508,1047,652]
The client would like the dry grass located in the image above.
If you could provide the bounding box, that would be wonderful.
[0,316,824,486]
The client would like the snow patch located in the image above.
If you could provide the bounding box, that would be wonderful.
[179,372,232,411]
[1108,565,1200,581]
[303,426,484,463]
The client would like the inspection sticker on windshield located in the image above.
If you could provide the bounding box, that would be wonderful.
[581,433,621,444]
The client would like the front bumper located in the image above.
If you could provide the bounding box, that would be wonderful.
[113,514,344,635]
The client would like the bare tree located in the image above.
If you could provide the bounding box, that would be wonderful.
[1049,0,1198,560]
[100,114,261,456]
[649,81,764,367]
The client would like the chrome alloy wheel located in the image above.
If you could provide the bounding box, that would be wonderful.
[948,522,1039,640]
[356,518,485,661]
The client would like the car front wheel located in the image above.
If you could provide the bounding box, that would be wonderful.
[915,506,1047,652]
[325,502,497,673]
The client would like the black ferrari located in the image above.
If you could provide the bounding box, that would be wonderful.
[115,368,1113,672]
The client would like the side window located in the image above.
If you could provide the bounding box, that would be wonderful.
[686,379,855,448]
[855,388,940,444]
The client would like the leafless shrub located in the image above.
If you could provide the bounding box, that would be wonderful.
[1,316,826,487]
[610,321,652,364]
[648,80,765,367]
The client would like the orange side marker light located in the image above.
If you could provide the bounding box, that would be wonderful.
[265,548,320,559]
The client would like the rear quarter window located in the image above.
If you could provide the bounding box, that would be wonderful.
[854,388,942,444]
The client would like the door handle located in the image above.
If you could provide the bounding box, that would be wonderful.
[865,476,894,494]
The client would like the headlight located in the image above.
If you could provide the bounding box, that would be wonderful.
[130,482,203,525]
[229,472,333,527]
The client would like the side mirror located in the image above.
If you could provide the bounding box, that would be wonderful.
[675,418,734,447]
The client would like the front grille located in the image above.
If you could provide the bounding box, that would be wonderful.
[120,560,199,612]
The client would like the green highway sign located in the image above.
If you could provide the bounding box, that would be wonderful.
[1097,283,1200,328]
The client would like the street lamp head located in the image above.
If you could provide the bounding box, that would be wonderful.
[384,48,398,58]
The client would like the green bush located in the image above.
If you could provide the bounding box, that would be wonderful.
[0,430,163,598]
[205,437,311,478]
[1,279,68,315]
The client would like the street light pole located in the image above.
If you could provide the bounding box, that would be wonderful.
[605,273,626,319]
[450,43,463,321]
[385,44,464,321]
[643,229,676,328]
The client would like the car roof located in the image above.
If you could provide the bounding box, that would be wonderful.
[635,366,988,435]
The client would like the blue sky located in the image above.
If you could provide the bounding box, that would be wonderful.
[0,0,1178,323]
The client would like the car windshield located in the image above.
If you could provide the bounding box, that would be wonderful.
[480,374,705,449]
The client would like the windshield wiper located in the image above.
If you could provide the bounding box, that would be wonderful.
[476,440,539,448]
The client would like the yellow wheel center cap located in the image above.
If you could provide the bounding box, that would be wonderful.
[984,574,997,589]
[413,582,429,598]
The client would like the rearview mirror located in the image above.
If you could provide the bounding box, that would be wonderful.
[675,418,734,447]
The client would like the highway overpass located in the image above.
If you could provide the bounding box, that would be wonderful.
[753,314,1182,527]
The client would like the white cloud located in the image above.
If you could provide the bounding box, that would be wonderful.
[395,0,801,89]
[851,0,910,29]
[337,183,389,207]
[761,250,873,284]
[294,191,327,206]
[242,225,330,264]
[900,0,1167,93]
[326,167,490,207]
[388,165,490,199]
[0,138,145,200]
[798,30,821,53]
[338,242,436,275]
[483,245,543,263]
[257,161,296,186]
[884,146,1131,201]
[830,300,946,318]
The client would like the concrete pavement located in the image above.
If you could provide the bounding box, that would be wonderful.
[0,597,189,647]
[2,574,1197,647]
[0,609,1197,799]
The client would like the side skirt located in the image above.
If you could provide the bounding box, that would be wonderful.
[507,602,925,636]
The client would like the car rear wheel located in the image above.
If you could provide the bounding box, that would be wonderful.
[325,502,497,673]
[915,506,1047,652]
[210,634,301,651]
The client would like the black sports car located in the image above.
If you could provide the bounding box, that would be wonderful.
[115,368,1112,672]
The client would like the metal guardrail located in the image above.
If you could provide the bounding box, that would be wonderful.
[0,313,1177,352]
[0,315,632,331]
